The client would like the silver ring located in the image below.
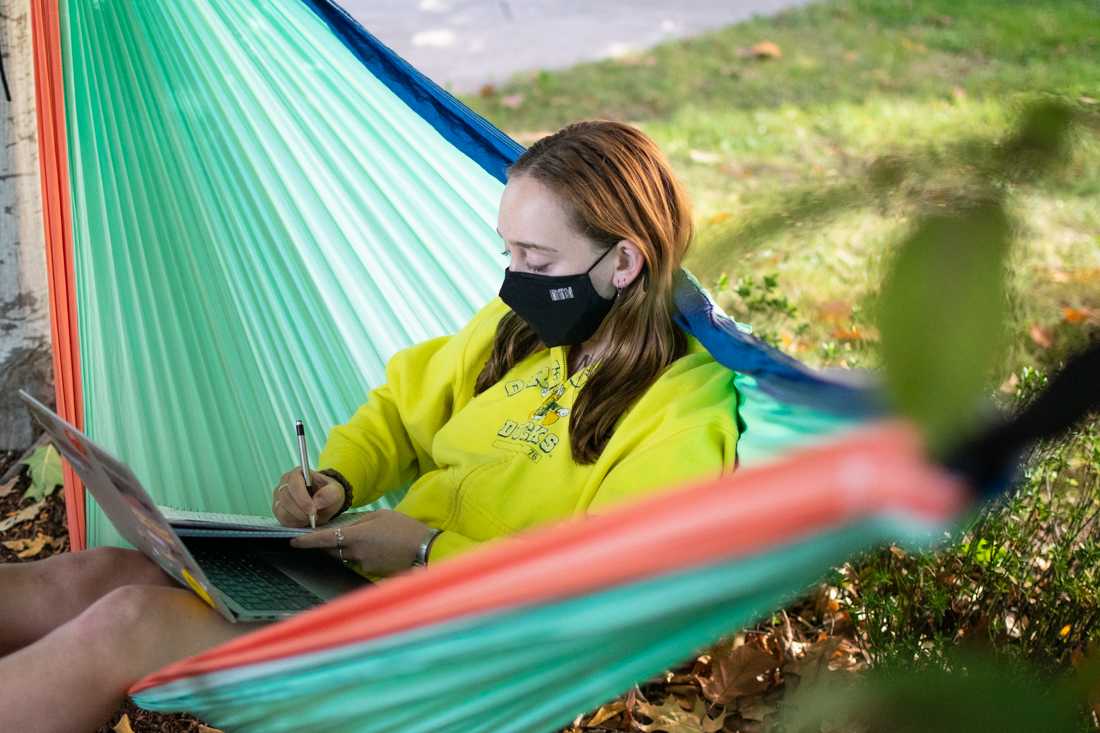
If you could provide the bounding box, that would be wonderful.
[335,527,344,548]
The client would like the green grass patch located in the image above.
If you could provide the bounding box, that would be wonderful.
[462,0,1099,375]
[458,0,1100,723]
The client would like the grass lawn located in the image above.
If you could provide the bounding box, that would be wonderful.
[458,1,1100,730]
[461,0,1099,377]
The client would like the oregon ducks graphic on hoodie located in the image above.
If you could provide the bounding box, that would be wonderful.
[317,296,741,581]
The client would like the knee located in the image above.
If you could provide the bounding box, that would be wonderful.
[57,546,175,594]
[73,585,249,679]
[75,584,161,652]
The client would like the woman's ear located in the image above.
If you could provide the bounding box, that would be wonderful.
[612,239,646,289]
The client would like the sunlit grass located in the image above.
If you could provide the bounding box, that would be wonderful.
[457,0,1100,726]
[460,0,1099,376]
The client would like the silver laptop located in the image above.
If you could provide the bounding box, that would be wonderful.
[18,389,369,623]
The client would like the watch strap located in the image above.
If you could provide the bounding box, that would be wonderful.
[317,467,355,518]
[414,527,444,567]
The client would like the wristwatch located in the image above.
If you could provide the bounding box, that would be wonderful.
[317,468,355,518]
[413,527,444,567]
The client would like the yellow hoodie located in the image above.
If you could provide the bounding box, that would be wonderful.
[316,296,741,581]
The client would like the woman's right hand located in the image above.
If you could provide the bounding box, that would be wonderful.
[272,469,345,527]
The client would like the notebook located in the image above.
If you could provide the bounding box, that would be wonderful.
[158,505,369,538]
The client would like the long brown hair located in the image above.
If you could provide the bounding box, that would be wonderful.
[474,119,694,464]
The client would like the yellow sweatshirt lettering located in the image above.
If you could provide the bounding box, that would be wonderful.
[317,297,740,581]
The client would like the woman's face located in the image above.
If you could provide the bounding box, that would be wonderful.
[497,174,621,299]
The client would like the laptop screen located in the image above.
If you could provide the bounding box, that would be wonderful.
[17,389,229,615]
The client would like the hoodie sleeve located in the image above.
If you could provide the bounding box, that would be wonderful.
[316,298,509,508]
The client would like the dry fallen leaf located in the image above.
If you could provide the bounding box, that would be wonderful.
[585,700,625,728]
[688,149,721,165]
[635,696,726,733]
[2,532,55,559]
[113,713,135,733]
[1028,324,1053,349]
[831,325,865,342]
[780,637,844,690]
[817,299,853,324]
[1048,266,1100,283]
[748,41,782,59]
[0,474,19,499]
[696,640,778,705]
[0,500,46,533]
[197,725,226,733]
[1063,306,1098,324]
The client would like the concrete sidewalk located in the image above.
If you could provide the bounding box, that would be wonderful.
[340,0,813,95]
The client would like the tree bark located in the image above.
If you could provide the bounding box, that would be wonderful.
[0,0,54,451]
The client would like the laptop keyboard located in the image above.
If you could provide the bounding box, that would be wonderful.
[187,545,325,612]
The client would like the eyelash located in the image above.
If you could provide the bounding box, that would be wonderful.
[500,249,548,273]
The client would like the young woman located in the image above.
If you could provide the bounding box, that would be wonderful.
[0,120,740,731]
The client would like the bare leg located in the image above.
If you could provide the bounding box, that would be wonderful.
[0,583,265,733]
[0,547,178,656]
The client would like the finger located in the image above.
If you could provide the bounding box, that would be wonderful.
[272,471,295,500]
[313,482,346,524]
[285,470,317,518]
[273,496,308,527]
[288,528,339,549]
[272,475,308,520]
[307,469,333,492]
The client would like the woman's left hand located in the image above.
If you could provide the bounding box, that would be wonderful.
[288,509,434,576]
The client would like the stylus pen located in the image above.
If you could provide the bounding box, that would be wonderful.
[295,419,316,529]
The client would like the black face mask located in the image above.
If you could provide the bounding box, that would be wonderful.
[498,246,617,347]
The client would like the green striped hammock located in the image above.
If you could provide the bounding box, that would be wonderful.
[28,1,1011,730]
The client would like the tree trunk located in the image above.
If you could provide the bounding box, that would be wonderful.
[0,0,54,451]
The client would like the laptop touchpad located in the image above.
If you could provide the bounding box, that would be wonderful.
[253,543,371,599]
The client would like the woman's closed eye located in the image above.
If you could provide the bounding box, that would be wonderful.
[501,249,550,273]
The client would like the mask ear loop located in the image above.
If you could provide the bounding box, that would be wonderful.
[585,244,616,274]
[588,245,620,299]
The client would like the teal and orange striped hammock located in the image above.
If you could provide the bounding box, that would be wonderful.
[29,1,1031,730]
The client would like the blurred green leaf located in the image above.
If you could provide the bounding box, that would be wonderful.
[776,648,1087,733]
[877,198,1011,456]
